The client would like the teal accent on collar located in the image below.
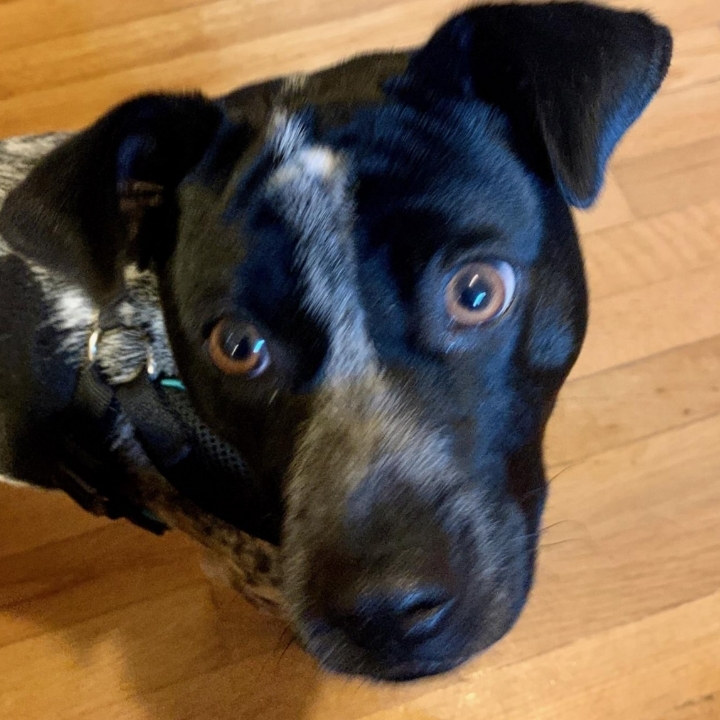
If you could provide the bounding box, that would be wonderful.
[160,378,186,391]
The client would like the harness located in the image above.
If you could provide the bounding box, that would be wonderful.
[54,304,278,544]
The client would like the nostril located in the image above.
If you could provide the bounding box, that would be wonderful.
[329,585,454,648]
[398,589,454,639]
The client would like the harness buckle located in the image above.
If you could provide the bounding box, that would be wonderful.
[87,324,157,381]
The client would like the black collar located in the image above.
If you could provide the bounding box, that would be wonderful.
[59,364,170,534]
[56,318,278,542]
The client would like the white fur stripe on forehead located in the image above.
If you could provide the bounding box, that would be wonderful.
[266,112,376,381]
[268,111,307,163]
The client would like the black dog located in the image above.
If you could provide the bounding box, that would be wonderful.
[0,2,671,681]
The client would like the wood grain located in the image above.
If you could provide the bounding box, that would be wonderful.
[614,137,720,218]
[1,1,719,719]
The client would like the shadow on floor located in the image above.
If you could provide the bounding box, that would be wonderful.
[0,488,324,720]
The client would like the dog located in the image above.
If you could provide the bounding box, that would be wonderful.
[0,2,671,682]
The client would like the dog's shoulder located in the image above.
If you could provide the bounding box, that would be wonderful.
[0,133,95,485]
[0,133,71,199]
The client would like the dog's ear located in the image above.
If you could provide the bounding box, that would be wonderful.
[0,93,224,301]
[404,2,672,207]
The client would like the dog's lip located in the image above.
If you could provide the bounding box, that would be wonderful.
[375,659,466,682]
[336,655,471,683]
[299,614,474,681]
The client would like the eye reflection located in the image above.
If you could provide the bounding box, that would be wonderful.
[445,261,516,326]
[208,319,270,377]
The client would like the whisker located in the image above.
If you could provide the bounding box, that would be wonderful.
[547,462,579,484]
[540,538,582,550]
[274,633,298,670]
[274,626,295,654]
[540,520,567,533]
[254,625,295,681]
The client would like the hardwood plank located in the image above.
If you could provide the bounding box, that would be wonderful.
[572,171,634,235]
[0,484,109,559]
[546,334,720,468]
[0,586,232,719]
[0,0,209,53]
[70,645,323,720]
[0,523,204,648]
[607,0,720,34]
[483,412,720,675]
[581,200,720,300]
[0,0,461,137]
[530,414,720,660]
[663,25,720,93]
[661,695,720,720]
[571,262,720,379]
[613,79,720,163]
[74,413,720,720]
[614,137,720,218]
[0,0,712,61]
[0,0,411,99]
[362,591,720,720]
[305,415,720,720]
[25,0,714,104]
[0,0,715,138]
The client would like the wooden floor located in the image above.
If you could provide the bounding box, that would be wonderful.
[1,0,720,718]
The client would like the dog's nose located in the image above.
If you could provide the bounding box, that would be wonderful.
[328,580,455,648]
[309,495,463,654]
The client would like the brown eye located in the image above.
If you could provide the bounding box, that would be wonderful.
[208,319,270,377]
[445,261,516,326]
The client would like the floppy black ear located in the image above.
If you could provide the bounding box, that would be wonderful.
[0,93,224,300]
[405,1,672,207]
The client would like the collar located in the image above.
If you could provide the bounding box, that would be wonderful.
[57,304,278,543]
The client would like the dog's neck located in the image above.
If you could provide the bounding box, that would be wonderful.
[0,134,285,614]
[0,133,176,384]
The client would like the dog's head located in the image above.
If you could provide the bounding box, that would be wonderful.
[1,2,670,681]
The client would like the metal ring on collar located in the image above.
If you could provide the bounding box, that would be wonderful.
[87,325,158,381]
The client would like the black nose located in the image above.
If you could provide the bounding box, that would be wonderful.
[329,580,455,649]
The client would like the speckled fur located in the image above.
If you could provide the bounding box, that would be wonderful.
[0,132,97,359]
[0,133,71,198]
[0,133,283,613]
[95,265,178,384]
[263,117,497,640]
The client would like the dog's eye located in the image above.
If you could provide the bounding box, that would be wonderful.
[445,261,516,326]
[208,319,270,377]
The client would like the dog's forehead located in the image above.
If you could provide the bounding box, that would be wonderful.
[255,97,543,249]
[326,100,544,262]
[263,112,376,381]
[177,93,546,361]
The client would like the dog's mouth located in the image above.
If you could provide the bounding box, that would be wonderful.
[274,470,537,681]
[151,371,541,680]
[325,655,470,683]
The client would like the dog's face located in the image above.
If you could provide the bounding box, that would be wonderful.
[0,3,671,681]
[167,100,587,680]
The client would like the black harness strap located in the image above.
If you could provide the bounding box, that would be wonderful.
[114,375,191,468]
[57,305,278,543]
[56,365,169,534]
[113,374,216,506]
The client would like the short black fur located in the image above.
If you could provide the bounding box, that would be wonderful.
[0,2,671,681]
